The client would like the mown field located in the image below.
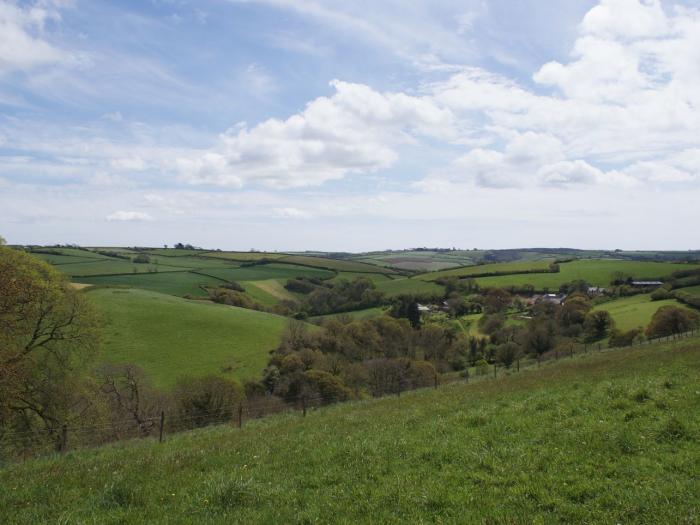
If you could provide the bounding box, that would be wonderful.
[1,338,698,523]
[593,294,694,332]
[88,288,290,387]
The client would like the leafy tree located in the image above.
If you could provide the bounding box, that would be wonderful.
[584,310,615,339]
[0,247,101,451]
[523,321,556,357]
[483,288,512,314]
[495,342,522,368]
[646,306,699,338]
[132,253,151,264]
[407,301,421,329]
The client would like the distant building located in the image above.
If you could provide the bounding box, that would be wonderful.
[631,281,663,287]
[416,303,431,312]
[534,293,565,305]
[587,286,606,295]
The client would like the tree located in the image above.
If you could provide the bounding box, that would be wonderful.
[133,253,151,264]
[584,310,615,339]
[407,301,421,329]
[523,321,555,357]
[646,306,699,338]
[483,288,512,314]
[0,235,6,245]
[495,342,522,368]
[98,364,168,437]
[0,247,101,451]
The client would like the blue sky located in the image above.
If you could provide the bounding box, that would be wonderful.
[1,0,698,251]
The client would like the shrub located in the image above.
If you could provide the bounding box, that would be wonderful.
[133,253,151,264]
[222,281,245,292]
[173,375,243,429]
[609,328,643,348]
[645,305,699,338]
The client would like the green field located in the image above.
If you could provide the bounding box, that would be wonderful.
[309,306,389,322]
[194,263,334,283]
[242,280,300,307]
[593,294,693,332]
[679,285,700,297]
[330,271,394,283]
[278,255,397,274]
[88,288,290,387]
[376,277,444,297]
[473,259,700,290]
[418,260,555,281]
[199,251,289,262]
[74,272,223,297]
[2,338,698,523]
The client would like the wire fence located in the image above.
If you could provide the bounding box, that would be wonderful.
[1,327,699,462]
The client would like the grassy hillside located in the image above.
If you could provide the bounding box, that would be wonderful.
[419,259,554,281]
[2,338,698,523]
[88,288,289,387]
[473,259,700,290]
[376,277,444,297]
[75,272,223,297]
[593,294,694,332]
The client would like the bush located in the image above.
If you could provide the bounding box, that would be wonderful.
[609,328,643,348]
[222,281,245,292]
[645,305,699,338]
[133,253,151,264]
[173,375,243,429]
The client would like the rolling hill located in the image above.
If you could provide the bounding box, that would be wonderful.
[88,288,291,387]
[1,337,698,523]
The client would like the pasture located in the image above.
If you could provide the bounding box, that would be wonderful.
[74,272,223,297]
[2,337,698,523]
[87,288,290,387]
[419,259,555,281]
[593,294,693,332]
[473,259,700,290]
[376,277,444,297]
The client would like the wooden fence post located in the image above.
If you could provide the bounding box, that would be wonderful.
[159,411,165,443]
[516,359,520,373]
[302,396,307,417]
[493,364,497,379]
[434,372,438,389]
[237,403,243,428]
[60,424,68,453]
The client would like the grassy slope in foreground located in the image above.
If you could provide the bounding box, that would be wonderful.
[89,288,288,387]
[3,339,699,524]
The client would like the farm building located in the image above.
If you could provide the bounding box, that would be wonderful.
[631,281,663,287]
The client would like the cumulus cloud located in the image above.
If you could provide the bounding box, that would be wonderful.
[179,79,455,188]
[106,210,153,221]
[422,0,700,189]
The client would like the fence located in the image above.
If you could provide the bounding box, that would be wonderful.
[2,328,699,462]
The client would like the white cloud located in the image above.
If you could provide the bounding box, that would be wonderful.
[179,79,454,188]
[272,207,311,218]
[106,210,153,221]
[0,1,70,74]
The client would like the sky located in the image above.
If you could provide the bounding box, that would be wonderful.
[0,0,699,251]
